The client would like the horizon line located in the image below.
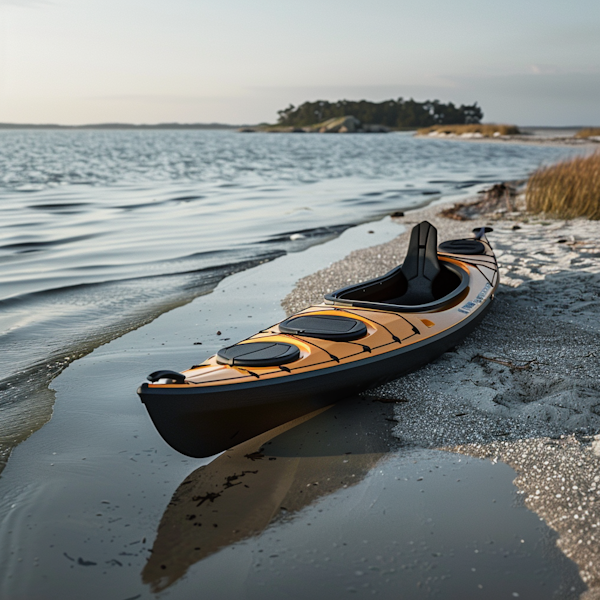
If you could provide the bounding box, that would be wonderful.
[0,122,593,130]
[0,122,253,130]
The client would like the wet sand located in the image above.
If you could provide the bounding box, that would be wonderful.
[1,197,598,598]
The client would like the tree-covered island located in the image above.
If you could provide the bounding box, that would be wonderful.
[241,99,520,136]
[276,98,483,130]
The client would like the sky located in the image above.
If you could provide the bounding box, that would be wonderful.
[0,0,599,126]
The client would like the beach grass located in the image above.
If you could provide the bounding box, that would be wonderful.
[417,124,520,137]
[526,151,600,219]
[575,128,600,139]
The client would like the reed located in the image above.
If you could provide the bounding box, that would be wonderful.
[575,128,600,138]
[526,151,600,219]
[417,124,520,137]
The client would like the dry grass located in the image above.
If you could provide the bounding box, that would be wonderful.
[417,124,520,137]
[526,151,600,220]
[575,128,600,139]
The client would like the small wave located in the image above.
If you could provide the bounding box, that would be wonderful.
[169,194,205,203]
[428,179,487,185]
[262,223,353,244]
[115,194,206,211]
[28,202,92,211]
[0,233,101,252]
[115,199,170,210]
[0,249,286,309]
[341,198,387,206]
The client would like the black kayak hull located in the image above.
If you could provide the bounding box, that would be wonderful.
[139,299,492,457]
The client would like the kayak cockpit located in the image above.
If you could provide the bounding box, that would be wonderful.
[325,221,471,313]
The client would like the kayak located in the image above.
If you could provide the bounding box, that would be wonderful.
[138,221,498,457]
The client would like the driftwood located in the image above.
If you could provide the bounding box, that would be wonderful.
[440,182,522,221]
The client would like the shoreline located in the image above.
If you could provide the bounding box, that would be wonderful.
[413,133,600,147]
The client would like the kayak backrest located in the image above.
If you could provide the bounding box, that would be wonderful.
[324,221,471,312]
[397,221,441,305]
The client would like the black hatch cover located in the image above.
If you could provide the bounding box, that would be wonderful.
[438,239,485,255]
[216,341,300,367]
[279,314,367,341]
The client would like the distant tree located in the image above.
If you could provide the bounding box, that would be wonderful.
[276,104,296,123]
[276,98,483,128]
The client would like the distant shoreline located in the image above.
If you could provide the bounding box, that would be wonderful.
[0,122,244,130]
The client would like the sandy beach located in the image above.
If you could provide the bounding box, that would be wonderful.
[414,130,600,148]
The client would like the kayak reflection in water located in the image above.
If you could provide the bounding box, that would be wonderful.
[142,395,396,592]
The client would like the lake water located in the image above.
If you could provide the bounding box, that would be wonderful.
[0,129,585,459]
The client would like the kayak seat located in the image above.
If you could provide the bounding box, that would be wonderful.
[324,221,469,313]
[217,341,300,367]
[394,220,440,305]
[280,314,367,341]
